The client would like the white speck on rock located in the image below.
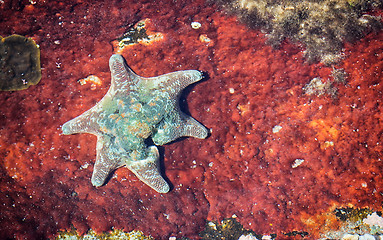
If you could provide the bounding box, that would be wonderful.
[272,125,282,133]
[359,234,376,240]
[341,234,358,240]
[363,212,383,228]
[191,21,202,29]
[292,159,304,168]
[238,233,259,240]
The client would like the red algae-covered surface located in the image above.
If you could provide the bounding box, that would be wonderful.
[0,0,383,239]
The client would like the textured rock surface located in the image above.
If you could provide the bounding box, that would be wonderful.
[215,0,383,64]
[0,0,382,239]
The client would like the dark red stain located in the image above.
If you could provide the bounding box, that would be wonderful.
[0,0,382,239]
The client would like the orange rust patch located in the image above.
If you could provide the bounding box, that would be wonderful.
[308,119,341,149]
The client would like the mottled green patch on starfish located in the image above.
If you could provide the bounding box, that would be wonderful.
[62,54,208,193]
[0,35,41,91]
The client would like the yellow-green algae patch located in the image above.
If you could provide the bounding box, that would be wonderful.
[319,207,383,238]
[0,34,41,91]
[55,228,154,240]
[200,217,267,239]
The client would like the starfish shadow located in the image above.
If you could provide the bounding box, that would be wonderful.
[178,71,210,117]
[100,169,116,187]
[154,71,211,192]
[156,145,174,191]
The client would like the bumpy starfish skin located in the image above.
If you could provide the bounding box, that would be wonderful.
[62,54,208,193]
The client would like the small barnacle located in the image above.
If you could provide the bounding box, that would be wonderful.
[191,21,202,29]
[331,68,347,84]
[78,75,102,90]
[272,125,282,133]
[199,34,214,46]
[303,77,327,96]
[0,35,41,91]
[320,53,344,66]
[292,159,304,168]
[303,77,337,97]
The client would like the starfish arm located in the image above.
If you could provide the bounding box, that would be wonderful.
[109,54,140,92]
[152,111,208,145]
[127,146,170,193]
[91,136,125,187]
[62,108,100,135]
[141,70,203,98]
[180,112,209,139]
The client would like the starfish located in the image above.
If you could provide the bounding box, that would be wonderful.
[62,54,208,193]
